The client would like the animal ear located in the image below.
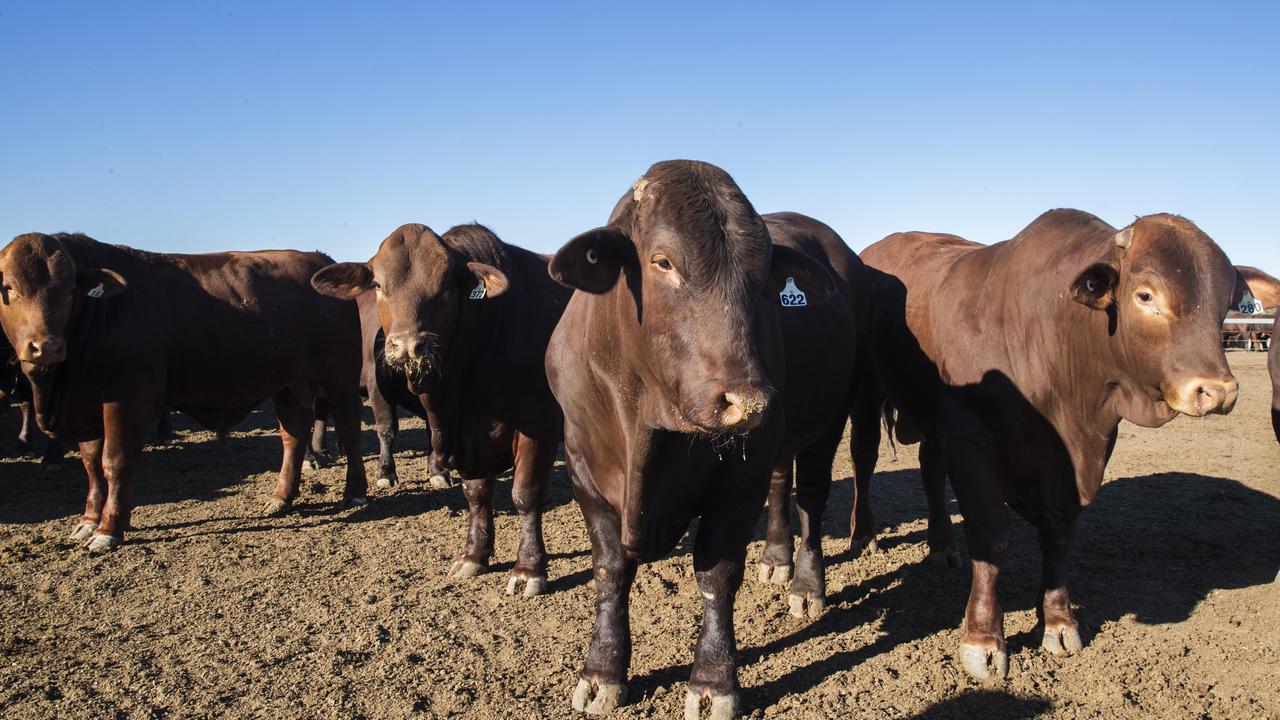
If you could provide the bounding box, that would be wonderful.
[765,245,834,306]
[77,268,127,299]
[465,261,508,300]
[549,226,635,293]
[1228,267,1252,313]
[311,263,373,300]
[1071,262,1119,310]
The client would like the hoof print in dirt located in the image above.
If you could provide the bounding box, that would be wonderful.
[959,642,1010,682]
[572,679,625,715]
[757,562,792,585]
[447,558,486,579]
[1040,625,1084,655]
[684,690,738,720]
[506,574,547,597]
[788,592,825,619]
[85,535,120,553]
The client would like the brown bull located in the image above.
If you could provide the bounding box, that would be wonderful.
[847,210,1238,681]
[312,223,569,597]
[546,160,849,719]
[1271,333,1279,445]
[0,232,368,550]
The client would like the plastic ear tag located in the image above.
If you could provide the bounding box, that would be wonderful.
[779,277,807,307]
[87,283,105,299]
[469,281,487,300]
[1238,290,1263,315]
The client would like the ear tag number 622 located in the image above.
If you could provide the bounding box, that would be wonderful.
[779,277,807,308]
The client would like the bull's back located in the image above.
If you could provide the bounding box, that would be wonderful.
[764,213,858,453]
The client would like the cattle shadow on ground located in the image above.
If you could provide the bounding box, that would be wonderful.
[0,401,575,530]
[906,690,1053,719]
[629,471,1280,714]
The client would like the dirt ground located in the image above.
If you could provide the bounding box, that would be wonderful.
[1,351,1277,720]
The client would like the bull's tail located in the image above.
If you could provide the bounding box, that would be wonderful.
[881,402,898,460]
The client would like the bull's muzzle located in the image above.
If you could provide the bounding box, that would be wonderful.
[1167,375,1239,417]
[719,388,772,431]
[20,336,66,365]
[384,331,431,364]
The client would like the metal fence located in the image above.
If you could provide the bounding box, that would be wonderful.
[1222,316,1274,351]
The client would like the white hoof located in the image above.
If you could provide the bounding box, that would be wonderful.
[506,575,547,597]
[69,522,96,541]
[447,558,486,579]
[788,592,825,619]
[262,498,291,516]
[572,678,626,715]
[1041,625,1083,655]
[959,642,1009,681]
[427,473,451,490]
[375,477,394,490]
[756,563,792,585]
[86,534,120,553]
[684,690,739,720]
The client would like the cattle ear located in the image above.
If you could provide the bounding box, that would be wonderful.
[549,226,634,294]
[465,261,508,300]
[311,263,373,300]
[1071,262,1119,310]
[765,245,834,306]
[77,268,127,299]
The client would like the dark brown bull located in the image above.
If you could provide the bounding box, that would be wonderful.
[847,210,1239,681]
[1270,332,1279,445]
[312,223,569,597]
[307,291,450,488]
[1,333,62,467]
[546,160,847,719]
[0,232,368,550]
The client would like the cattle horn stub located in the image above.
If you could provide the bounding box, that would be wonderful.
[632,177,650,203]
[1115,227,1133,249]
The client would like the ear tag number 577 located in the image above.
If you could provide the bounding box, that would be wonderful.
[779,277,807,308]
[469,282,487,301]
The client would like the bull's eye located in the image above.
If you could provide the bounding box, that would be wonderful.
[1136,291,1152,303]
[652,255,672,272]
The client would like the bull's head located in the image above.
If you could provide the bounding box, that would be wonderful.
[549,160,834,435]
[1071,215,1238,426]
[311,224,507,392]
[0,233,126,368]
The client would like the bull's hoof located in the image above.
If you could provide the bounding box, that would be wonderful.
[302,452,333,472]
[684,690,739,720]
[959,641,1009,681]
[572,679,626,715]
[86,534,120,553]
[506,574,547,597]
[69,522,96,541]
[375,476,395,490]
[850,535,879,556]
[1040,624,1084,655]
[427,473,452,490]
[756,562,792,585]
[262,498,292,517]
[787,592,825,620]
[447,558,487,579]
[340,496,368,510]
[926,548,962,568]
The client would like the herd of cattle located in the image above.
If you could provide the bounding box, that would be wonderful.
[1,159,1278,718]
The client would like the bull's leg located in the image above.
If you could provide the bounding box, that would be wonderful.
[330,392,368,509]
[448,474,495,578]
[849,400,882,555]
[368,381,399,489]
[153,411,173,445]
[424,403,453,489]
[756,459,794,585]
[264,388,314,516]
[303,397,332,471]
[685,522,750,719]
[788,424,841,620]
[15,401,34,454]
[87,402,149,552]
[1037,521,1083,655]
[921,437,961,567]
[40,437,64,476]
[70,438,105,541]
[505,431,552,597]
[945,435,1012,681]
[571,475,636,715]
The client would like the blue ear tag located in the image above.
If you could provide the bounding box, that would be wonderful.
[779,277,807,307]
[469,281,486,300]
[87,283,105,299]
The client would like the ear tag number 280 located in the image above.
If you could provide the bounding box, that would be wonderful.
[469,281,487,301]
[779,277,807,308]
[1238,290,1263,315]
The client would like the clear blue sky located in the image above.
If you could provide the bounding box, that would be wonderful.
[2,2,1277,273]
